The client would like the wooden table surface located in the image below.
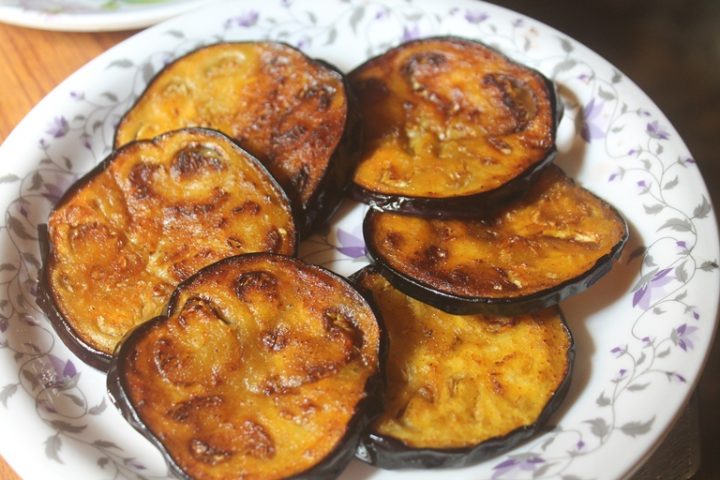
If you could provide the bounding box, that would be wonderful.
[0,3,718,478]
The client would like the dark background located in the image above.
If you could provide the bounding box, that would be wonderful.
[491,1,719,478]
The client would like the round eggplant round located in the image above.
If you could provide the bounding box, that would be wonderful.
[38,127,297,370]
[107,253,383,480]
[348,36,561,216]
[363,165,629,315]
[351,266,574,469]
[114,41,359,236]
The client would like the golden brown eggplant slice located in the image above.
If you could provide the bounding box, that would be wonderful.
[349,36,559,215]
[364,165,628,314]
[115,41,357,235]
[352,266,573,469]
[107,254,383,480]
[38,128,296,370]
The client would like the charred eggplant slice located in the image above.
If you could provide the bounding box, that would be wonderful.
[39,128,296,370]
[349,36,559,215]
[364,165,628,314]
[115,41,357,235]
[107,254,383,479]
[352,266,573,469]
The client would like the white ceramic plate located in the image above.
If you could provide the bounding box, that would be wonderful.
[0,0,212,32]
[0,1,717,479]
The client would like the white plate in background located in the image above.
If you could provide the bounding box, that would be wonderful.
[0,0,212,31]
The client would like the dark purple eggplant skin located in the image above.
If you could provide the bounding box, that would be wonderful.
[349,264,575,469]
[362,207,629,316]
[106,253,387,480]
[113,42,361,239]
[36,128,299,372]
[299,64,362,238]
[348,35,562,217]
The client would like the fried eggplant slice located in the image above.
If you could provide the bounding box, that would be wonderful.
[352,266,573,469]
[115,41,357,235]
[107,254,383,480]
[364,165,628,314]
[38,128,296,370]
[349,36,559,215]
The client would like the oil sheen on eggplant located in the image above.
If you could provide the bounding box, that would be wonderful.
[107,254,382,480]
[40,128,296,370]
[364,165,628,314]
[114,41,357,235]
[352,266,573,469]
[349,36,559,214]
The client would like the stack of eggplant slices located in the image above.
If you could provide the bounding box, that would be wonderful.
[37,37,628,479]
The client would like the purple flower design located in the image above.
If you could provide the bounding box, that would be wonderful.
[281,0,292,7]
[465,10,488,24]
[633,268,673,310]
[296,36,312,50]
[46,116,69,138]
[492,456,545,479]
[224,10,259,29]
[646,120,670,140]
[676,240,690,255]
[512,18,524,27]
[336,227,366,258]
[41,354,79,389]
[43,183,66,204]
[672,323,698,351]
[401,24,421,42]
[680,157,695,167]
[375,6,390,19]
[610,345,627,358]
[580,98,605,143]
[636,179,651,194]
[69,91,84,101]
[608,170,622,182]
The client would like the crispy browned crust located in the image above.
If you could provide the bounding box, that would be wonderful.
[40,128,296,369]
[364,165,628,314]
[351,266,573,469]
[114,41,358,236]
[107,254,383,480]
[349,36,559,215]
